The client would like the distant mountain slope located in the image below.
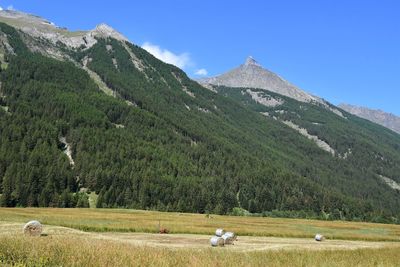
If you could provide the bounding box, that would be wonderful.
[339,104,400,134]
[0,11,399,223]
[198,56,346,118]
[198,56,320,104]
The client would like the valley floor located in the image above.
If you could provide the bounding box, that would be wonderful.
[1,208,400,266]
[2,222,397,252]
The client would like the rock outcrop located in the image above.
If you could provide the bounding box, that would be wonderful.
[0,10,128,49]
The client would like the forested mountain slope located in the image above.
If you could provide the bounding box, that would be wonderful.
[0,14,399,223]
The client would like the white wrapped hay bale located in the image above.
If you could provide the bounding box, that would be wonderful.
[215,228,225,237]
[224,232,237,241]
[210,236,224,247]
[221,233,234,245]
[23,220,43,236]
[315,234,324,241]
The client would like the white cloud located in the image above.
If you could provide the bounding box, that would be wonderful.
[195,68,208,76]
[141,42,191,69]
[0,6,3,11]
[7,5,15,11]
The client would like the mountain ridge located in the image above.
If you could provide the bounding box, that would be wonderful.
[0,10,127,49]
[339,103,400,134]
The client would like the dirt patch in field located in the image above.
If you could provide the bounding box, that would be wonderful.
[94,232,399,251]
[1,222,399,252]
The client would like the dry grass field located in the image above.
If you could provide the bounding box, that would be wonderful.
[1,208,400,266]
[1,208,400,241]
[1,234,400,267]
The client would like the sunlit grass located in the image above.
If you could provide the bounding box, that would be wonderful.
[0,234,399,267]
[1,208,400,266]
[1,208,400,241]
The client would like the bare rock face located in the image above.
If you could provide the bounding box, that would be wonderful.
[245,89,284,107]
[379,175,400,191]
[0,10,128,49]
[339,104,400,134]
[23,220,43,236]
[91,23,128,42]
[282,120,335,156]
[198,56,321,104]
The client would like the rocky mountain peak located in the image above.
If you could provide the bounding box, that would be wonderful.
[244,56,261,67]
[91,23,128,42]
[198,56,321,104]
[197,56,347,117]
[96,23,114,31]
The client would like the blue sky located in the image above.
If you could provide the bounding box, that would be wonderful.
[1,1,399,115]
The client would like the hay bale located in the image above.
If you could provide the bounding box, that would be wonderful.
[23,220,43,236]
[221,233,234,245]
[224,231,237,241]
[315,234,325,241]
[215,228,225,237]
[210,236,224,247]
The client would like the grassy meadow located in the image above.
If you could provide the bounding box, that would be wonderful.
[0,234,400,267]
[1,208,400,241]
[1,208,400,266]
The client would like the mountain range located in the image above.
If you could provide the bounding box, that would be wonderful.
[339,104,400,135]
[0,10,399,223]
